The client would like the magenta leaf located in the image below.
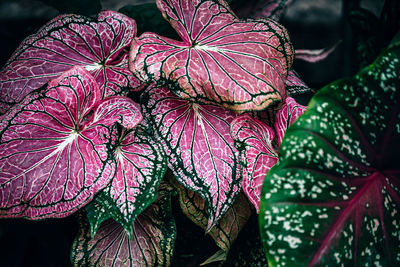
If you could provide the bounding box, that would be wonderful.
[91,96,142,130]
[259,38,400,265]
[230,97,304,211]
[141,85,241,229]
[0,10,140,114]
[72,182,176,267]
[0,66,140,219]
[275,96,306,145]
[230,114,278,212]
[285,70,312,96]
[93,124,168,238]
[130,0,294,112]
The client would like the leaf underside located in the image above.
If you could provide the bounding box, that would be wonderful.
[259,38,400,266]
[171,176,252,253]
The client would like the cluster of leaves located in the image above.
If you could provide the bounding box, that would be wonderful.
[0,0,398,266]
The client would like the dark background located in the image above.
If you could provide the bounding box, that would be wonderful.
[0,0,387,266]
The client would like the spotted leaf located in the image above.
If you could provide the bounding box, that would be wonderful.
[141,85,241,229]
[94,125,168,238]
[230,114,278,212]
[0,10,140,114]
[129,0,293,112]
[259,37,400,266]
[72,182,176,267]
[0,66,140,219]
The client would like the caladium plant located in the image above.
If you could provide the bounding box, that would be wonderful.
[130,0,294,112]
[259,35,400,266]
[0,66,142,219]
[0,0,398,266]
[0,10,141,114]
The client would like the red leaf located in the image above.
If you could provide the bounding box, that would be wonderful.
[95,127,167,237]
[230,114,278,211]
[275,96,306,145]
[142,85,241,229]
[0,11,140,114]
[130,0,294,112]
[0,66,139,219]
[72,182,176,267]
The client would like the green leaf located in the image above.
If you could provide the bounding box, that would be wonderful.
[259,36,400,266]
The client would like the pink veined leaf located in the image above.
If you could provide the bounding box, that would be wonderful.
[275,96,306,145]
[91,96,143,130]
[0,66,140,219]
[285,70,313,96]
[0,10,141,114]
[94,125,168,238]
[230,114,278,212]
[130,0,294,113]
[72,182,176,267]
[142,85,241,229]
[295,41,341,63]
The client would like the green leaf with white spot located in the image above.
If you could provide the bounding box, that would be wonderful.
[259,34,400,266]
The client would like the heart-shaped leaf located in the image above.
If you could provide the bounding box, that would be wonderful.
[259,37,400,266]
[275,96,306,145]
[130,0,293,112]
[94,124,168,238]
[230,114,278,212]
[141,85,241,229]
[0,10,140,114]
[0,66,141,219]
[72,181,176,267]
[231,97,305,212]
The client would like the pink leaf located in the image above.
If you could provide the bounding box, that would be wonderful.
[275,96,306,145]
[230,114,278,211]
[130,0,294,112]
[72,182,176,267]
[0,11,140,114]
[142,85,241,229]
[0,66,139,219]
[91,96,143,129]
[95,126,167,237]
